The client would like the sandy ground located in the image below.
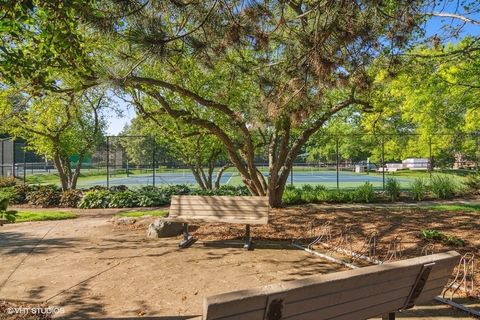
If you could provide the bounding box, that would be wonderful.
[0,204,479,319]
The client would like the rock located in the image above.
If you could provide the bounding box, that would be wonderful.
[114,217,137,226]
[147,219,183,238]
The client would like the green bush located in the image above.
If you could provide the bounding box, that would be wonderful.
[136,187,169,207]
[354,182,375,203]
[410,178,429,201]
[317,189,356,203]
[59,190,82,208]
[419,229,444,241]
[282,185,302,204]
[137,193,168,207]
[27,185,61,207]
[419,229,465,247]
[0,194,9,212]
[463,174,480,194]
[0,176,17,188]
[430,175,457,199]
[11,184,30,204]
[109,191,140,208]
[78,190,111,209]
[385,178,401,201]
[109,185,129,192]
[300,184,318,203]
[443,235,465,247]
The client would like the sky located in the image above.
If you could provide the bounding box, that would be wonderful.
[105,2,480,135]
[106,95,136,135]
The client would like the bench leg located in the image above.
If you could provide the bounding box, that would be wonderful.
[243,224,253,250]
[179,223,194,248]
[382,313,395,320]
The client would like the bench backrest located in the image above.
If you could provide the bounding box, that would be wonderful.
[203,251,460,320]
[169,195,269,225]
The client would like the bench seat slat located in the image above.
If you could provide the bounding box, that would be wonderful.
[164,216,268,225]
[283,273,450,318]
[169,209,268,216]
[168,212,268,218]
[171,195,268,206]
[203,251,460,320]
[169,205,269,212]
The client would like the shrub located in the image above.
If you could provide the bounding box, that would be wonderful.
[11,184,30,204]
[59,190,82,208]
[410,178,429,201]
[317,189,356,203]
[137,191,169,207]
[207,185,249,196]
[109,185,129,192]
[385,178,401,201]
[463,174,480,194]
[419,229,465,247]
[78,190,111,209]
[0,193,9,212]
[442,235,465,247]
[419,229,444,241]
[300,184,318,203]
[109,190,140,208]
[282,185,302,204]
[163,184,191,196]
[0,176,17,188]
[355,182,375,203]
[430,175,457,199]
[87,185,108,191]
[27,185,61,207]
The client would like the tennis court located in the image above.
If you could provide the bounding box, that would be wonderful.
[77,168,416,189]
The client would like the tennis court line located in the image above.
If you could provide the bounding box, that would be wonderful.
[225,172,234,185]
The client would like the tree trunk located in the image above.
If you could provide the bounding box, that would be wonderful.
[53,153,69,191]
[214,163,231,189]
[189,165,207,189]
[69,157,83,189]
[53,153,84,191]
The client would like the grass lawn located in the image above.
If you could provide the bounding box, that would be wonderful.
[1,210,77,223]
[115,210,168,218]
[421,203,480,213]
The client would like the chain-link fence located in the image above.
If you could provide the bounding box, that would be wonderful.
[290,133,479,189]
[2,133,479,189]
[0,138,47,180]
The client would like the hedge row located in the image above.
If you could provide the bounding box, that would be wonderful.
[283,174,470,205]
[0,183,249,209]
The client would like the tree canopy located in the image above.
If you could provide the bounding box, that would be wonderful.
[1,1,480,205]
[0,89,108,190]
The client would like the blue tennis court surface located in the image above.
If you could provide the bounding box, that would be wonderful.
[77,169,413,188]
[289,171,412,183]
[78,172,234,188]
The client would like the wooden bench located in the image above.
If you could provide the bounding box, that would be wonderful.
[165,195,269,249]
[198,251,460,320]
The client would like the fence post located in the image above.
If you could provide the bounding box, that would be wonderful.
[429,137,433,178]
[336,138,339,190]
[106,136,110,188]
[1,140,4,177]
[152,140,156,187]
[381,136,385,190]
[475,131,479,172]
[23,143,26,184]
[12,140,16,178]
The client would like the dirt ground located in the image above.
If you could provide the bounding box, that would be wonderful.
[0,204,479,319]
